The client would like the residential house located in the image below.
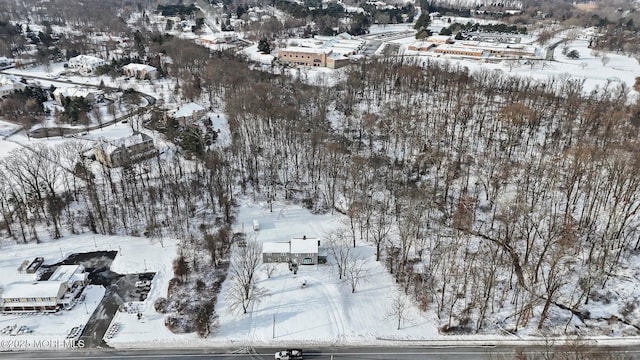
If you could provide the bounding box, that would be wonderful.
[0,75,26,97]
[174,102,205,124]
[67,55,105,75]
[53,86,99,106]
[94,132,158,168]
[0,265,88,313]
[122,63,159,79]
[262,236,320,265]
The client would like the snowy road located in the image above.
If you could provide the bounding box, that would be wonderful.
[2,344,640,359]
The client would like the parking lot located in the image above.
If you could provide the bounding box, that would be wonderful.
[48,251,155,347]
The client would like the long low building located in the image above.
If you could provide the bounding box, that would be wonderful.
[278,47,333,67]
[1,264,88,313]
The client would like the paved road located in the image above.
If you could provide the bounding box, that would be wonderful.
[0,70,156,139]
[2,344,640,359]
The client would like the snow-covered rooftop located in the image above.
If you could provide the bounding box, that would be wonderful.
[262,242,290,254]
[281,46,332,54]
[122,63,157,72]
[49,264,86,285]
[290,237,318,254]
[1,281,64,300]
[53,86,98,99]
[174,102,205,118]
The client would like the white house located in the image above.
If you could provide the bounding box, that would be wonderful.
[0,75,26,97]
[52,86,99,105]
[67,55,106,74]
[0,264,88,313]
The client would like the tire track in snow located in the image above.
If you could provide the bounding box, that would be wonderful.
[314,279,346,345]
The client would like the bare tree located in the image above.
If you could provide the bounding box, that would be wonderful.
[227,239,266,314]
[346,257,367,293]
[327,227,352,280]
[264,263,278,279]
[370,198,392,261]
[387,294,410,330]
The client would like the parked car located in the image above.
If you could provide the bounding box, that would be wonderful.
[275,349,303,360]
[135,280,151,288]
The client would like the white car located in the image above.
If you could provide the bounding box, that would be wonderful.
[274,349,303,360]
[135,280,151,288]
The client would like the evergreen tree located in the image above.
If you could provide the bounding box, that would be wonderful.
[258,38,271,54]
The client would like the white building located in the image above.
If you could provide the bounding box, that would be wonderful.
[121,63,159,79]
[67,55,106,75]
[173,102,205,124]
[52,86,100,105]
[0,75,26,98]
[0,265,88,313]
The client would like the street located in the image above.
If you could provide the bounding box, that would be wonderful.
[2,344,640,360]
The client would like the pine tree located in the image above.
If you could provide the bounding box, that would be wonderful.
[258,38,271,54]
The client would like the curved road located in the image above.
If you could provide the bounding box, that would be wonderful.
[0,70,156,138]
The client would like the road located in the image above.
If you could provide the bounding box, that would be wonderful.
[2,344,640,359]
[0,69,156,139]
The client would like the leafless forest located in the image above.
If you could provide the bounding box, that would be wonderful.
[3,34,640,334]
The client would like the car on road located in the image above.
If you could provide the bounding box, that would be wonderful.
[275,349,303,360]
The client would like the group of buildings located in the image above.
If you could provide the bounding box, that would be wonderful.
[407,35,540,61]
[277,32,540,68]
[67,55,159,79]
[0,259,88,313]
[277,33,366,69]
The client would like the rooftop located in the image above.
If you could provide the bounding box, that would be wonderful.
[262,242,291,254]
[122,63,157,72]
[1,281,65,300]
[174,102,205,119]
[291,237,318,254]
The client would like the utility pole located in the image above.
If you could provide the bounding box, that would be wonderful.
[272,314,275,339]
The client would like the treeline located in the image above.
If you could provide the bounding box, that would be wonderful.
[157,4,197,17]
